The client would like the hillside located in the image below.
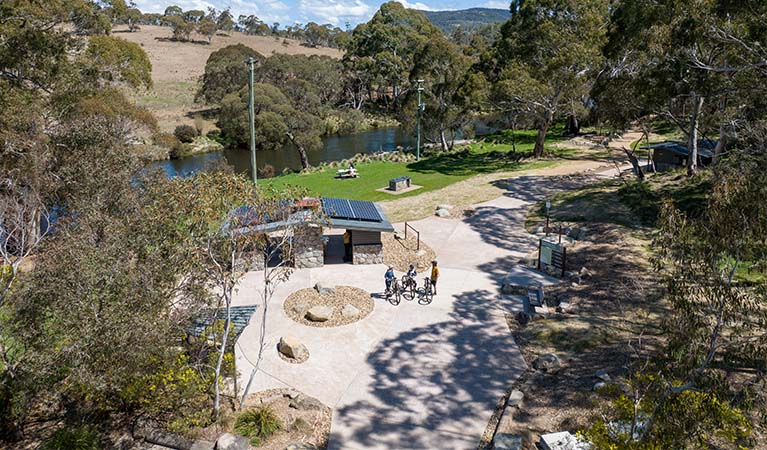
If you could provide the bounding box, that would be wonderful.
[421,8,511,33]
[116,25,343,132]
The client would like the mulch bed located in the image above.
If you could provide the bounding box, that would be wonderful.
[283,286,374,328]
[382,232,436,273]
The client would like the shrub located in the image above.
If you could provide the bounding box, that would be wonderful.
[258,164,276,179]
[153,132,178,149]
[174,124,198,143]
[234,406,283,445]
[42,426,100,450]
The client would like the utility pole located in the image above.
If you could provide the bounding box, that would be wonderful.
[416,79,424,161]
[246,57,257,185]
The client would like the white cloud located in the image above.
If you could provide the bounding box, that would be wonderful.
[398,0,438,11]
[298,0,373,26]
[482,0,510,9]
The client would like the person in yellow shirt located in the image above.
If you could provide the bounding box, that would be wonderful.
[343,230,351,262]
[430,260,439,295]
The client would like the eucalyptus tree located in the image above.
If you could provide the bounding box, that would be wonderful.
[485,0,610,157]
[343,1,441,111]
[197,44,265,104]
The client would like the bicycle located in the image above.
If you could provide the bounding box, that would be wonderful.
[419,276,434,304]
[401,274,417,301]
[385,278,402,305]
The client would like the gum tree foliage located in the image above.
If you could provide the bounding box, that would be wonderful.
[197,18,217,44]
[255,53,343,106]
[196,44,265,104]
[83,35,152,89]
[485,0,610,157]
[594,0,767,174]
[216,8,235,33]
[343,1,442,111]
[403,34,487,151]
[218,84,321,169]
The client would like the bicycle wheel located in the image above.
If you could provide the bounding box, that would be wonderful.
[402,279,415,301]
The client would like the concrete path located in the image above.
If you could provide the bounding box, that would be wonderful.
[232,174,598,449]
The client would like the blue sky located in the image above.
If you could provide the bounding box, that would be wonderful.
[132,0,510,28]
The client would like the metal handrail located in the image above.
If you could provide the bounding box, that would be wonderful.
[403,222,420,251]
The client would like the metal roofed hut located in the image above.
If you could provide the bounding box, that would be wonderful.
[643,139,716,171]
[228,197,394,269]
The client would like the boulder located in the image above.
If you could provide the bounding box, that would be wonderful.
[507,389,524,408]
[292,302,309,316]
[289,394,325,411]
[278,336,309,360]
[314,282,334,295]
[436,204,453,210]
[539,431,589,450]
[286,443,317,450]
[305,305,332,322]
[536,226,545,234]
[555,302,573,314]
[494,433,523,450]
[593,381,608,392]
[579,266,592,279]
[532,353,561,372]
[435,208,450,218]
[341,304,360,318]
[595,370,611,382]
[215,433,249,450]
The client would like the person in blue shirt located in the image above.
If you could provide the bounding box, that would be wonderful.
[385,266,395,291]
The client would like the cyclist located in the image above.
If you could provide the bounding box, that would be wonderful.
[384,266,395,292]
[403,264,417,290]
[430,260,440,295]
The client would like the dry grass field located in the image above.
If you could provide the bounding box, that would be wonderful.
[116,25,343,132]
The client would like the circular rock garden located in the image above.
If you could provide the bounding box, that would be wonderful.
[284,284,374,327]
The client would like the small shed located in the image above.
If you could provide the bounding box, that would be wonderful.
[643,139,716,171]
[321,197,394,265]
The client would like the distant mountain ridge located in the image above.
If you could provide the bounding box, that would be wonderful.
[420,7,511,33]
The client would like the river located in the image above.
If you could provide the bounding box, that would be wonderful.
[154,127,416,177]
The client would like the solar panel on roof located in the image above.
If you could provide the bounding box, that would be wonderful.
[321,197,382,222]
[323,198,353,219]
[349,199,382,222]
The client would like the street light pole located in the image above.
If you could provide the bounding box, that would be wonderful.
[416,79,424,161]
[246,57,257,185]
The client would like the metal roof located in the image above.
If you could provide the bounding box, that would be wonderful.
[189,305,258,343]
[642,140,716,159]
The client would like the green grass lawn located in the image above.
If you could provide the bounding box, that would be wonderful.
[263,128,577,202]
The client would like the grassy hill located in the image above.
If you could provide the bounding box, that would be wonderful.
[420,8,511,33]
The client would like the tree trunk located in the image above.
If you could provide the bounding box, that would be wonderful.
[687,94,704,176]
[286,133,310,170]
[534,115,551,158]
[713,123,726,164]
[623,148,645,180]
[565,114,580,136]
[440,129,449,152]
[213,294,232,419]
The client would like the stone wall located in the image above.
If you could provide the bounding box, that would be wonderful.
[294,224,324,269]
[353,243,384,265]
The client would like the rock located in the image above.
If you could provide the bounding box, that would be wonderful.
[394,231,406,240]
[314,282,334,295]
[532,353,561,372]
[555,302,572,314]
[215,433,249,450]
[595,370,611,382]
[278,336,309,360]
[285,389,300,400]
[416,249,426,257]
[289,394,325,411]
[539,431,589,450]
[507,389,525,408]
[436,204,453,210]
[305,305,332,322]
[593,381,607,391]
[341,304,360,318]
[292,302,309,316]
[435,208,450,218]
[494,433,523,450]
[579,266,592,279]
[286,443,317,450]
[515,311,531,326]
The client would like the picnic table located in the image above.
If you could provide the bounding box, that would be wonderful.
[336,167,359,179]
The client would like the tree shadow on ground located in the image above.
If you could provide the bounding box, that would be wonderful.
[328,288,526,449]
[154,36,211,46]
